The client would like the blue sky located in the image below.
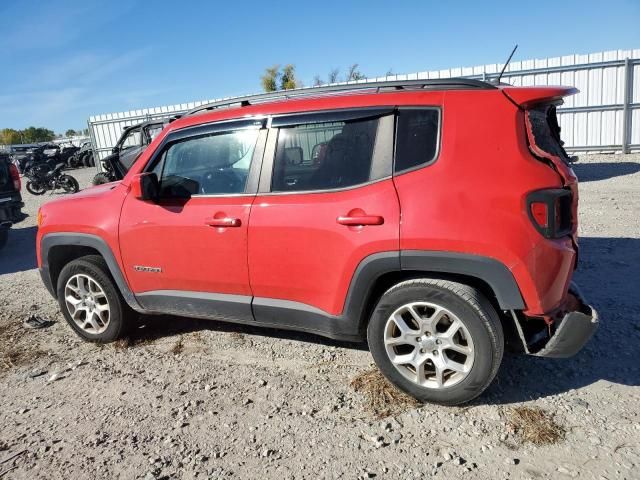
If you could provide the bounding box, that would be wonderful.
[1,0,639,133]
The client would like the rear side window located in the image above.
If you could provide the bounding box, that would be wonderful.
[272,117,379,192]
[394,109,439,173]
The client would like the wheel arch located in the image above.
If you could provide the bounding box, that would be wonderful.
[40,233,142,311]
[344,250,525,333]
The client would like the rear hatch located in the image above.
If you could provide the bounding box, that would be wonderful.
[502,86,579,239]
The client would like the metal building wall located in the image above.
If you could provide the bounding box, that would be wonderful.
[88,48,640,161]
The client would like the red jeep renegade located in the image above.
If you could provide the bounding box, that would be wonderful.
[37,79,598,405]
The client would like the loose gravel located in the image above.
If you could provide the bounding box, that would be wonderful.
[0,155,639,479]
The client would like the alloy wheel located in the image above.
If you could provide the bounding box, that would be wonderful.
[383,301,475,389]
[64,274,111,334]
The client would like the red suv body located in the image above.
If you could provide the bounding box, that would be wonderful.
[36,79,598,404]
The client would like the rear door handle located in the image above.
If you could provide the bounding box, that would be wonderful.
[205,217,242,227]
[337,214,384,226]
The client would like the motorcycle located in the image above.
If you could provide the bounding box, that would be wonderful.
[25,162,80,195]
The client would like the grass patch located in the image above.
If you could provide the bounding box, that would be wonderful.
[351,368,419,418]
[112,338,131,350]
[111,336,156,350]
[0,321,48,374]
[169,336,184,355]
[507,406,565,445]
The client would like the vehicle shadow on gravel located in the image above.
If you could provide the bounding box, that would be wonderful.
[0,226,37,275]
[573,161,640,182]
[131,314,368,351]
[486,236,640,404]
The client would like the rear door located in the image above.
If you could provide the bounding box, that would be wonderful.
[119,119,266,320]
[248,109,400,319]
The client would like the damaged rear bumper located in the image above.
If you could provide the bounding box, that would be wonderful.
[513,283,599,358]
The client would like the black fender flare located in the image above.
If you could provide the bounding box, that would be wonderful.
[39,233,143,312]
[342,250,525,326]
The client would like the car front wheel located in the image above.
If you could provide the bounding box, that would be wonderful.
[367,278,504,405]
[56,255,133,342]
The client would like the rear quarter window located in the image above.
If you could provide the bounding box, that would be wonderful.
[394,109,440,173]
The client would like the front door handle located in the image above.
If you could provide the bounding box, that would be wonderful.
[337,214,384,226]
[205,217,242,227]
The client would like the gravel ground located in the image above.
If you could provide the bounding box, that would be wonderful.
[1,155,639,480]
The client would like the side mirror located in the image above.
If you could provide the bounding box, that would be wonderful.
[131,173,159,201]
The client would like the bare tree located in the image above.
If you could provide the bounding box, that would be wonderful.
[328,68,340,84]
[313,75,324,87]
[346,64,366,81]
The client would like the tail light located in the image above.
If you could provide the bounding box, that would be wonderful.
[8,163,21,192]
[527,189,573,239]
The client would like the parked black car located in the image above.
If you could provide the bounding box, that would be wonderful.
[8,144,40,173]
[0,152,24,250]
[92,120,166,185]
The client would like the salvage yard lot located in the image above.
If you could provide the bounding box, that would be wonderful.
[1,156,639,480]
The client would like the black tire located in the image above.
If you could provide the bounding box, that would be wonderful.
[71,155,83,169]
[88,153,95,167]
[56,255,133,343]
[0,228,8,250]
[92,172,112,186]
[367,279,504,406]
[83,153,92,167]
[60,174,79,193]
[26,180,46,195]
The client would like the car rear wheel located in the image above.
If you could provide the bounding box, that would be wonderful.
[367,278,504,405]
[56,255,133,342]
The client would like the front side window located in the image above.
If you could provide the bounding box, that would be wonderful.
[394,109,439,173]
[272,117,379,192]
[156,128,259,197]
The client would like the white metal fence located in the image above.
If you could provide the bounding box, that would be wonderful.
[87,48,640,161]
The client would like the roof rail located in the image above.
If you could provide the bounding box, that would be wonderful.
[184,78,495,117]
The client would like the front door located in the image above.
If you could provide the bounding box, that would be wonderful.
[119,122,266,320]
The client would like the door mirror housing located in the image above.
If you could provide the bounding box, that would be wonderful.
[131,173,159,201]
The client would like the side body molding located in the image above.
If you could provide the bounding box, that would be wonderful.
[400,250,525,310]
[40,233,143,312]
[39,239,524,341]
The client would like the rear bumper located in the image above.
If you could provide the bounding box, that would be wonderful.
[514,282,599,358]
[534,301,598,358]
[0,193,24,223]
